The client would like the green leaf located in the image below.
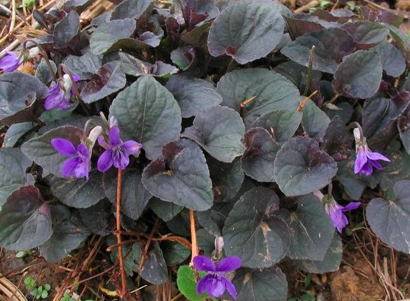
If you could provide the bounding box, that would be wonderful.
[90,18,136,55]
[301,99,330,141]
[148,198,183,222]
[208,0,285,64]
[281,28,355,73]
[110,75,181,160]
[274,136,337,196]
[336,160,366,200]
[241,128,281,182]
[38,205,91,262]
[161,241,191,266]
[251,109,302,142]
[223,187,289,268]
[208,156,244,203]
[177,265,207,301]
[182,105,245,163]
[80,61,126,103]
[321,116,353,162]
[103,168,152,220]
[295,233,343,273]
[332,50,382,99]
[276,194,334,260]
[165,74,222,118]
[142,139,213,211]
[367,180,410,253]
[379,149,410,190]
[232,266,287,301]
[0,148,32,206]
[0,186,52,251]
[48,170,105,208]
[217,69,300,129]
[4,122,35,147]
[21,126,84,176]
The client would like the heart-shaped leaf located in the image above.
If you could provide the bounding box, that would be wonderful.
[274,136,337,196]
[81,61,126,103]
[48,170,105,208]
[367,180,410,253]
[149,198,183,222]
[276,194,334,260]
[281,28,355,74]
[217,69,300,129]
[104,168,152,220]
[21,126,84,176]
[142,139,213,211]
[177,265,207,301]
[182,105,245,163]
[39,204,91,262]
[119,53,178,78]
[295,233,343,273]
[0,73,48,125]
[322,116,353,162]
[0,148,32,206]
[251,109,302,142]
[241,128,280,182]
[90,18,136,55]
[208,0,285,64]
[53,10,80,49]
[64,52,102,80]
[223,187,289,268]
[341,20,389,48]
[332,50,382,99]
[301,99,330,140]
[232,266,287,301]
[111,0,153,20]
[374,41,406,77]
[110,75,181,160]
[166,74,222,118]
[0,186,52,251]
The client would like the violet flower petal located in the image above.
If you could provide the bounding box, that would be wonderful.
[0,51,21,72]
[121,140,142,154]
[75,160,90,181]
[109,125,122,146]
[193,255,216,272]
[112,149,130,170]
[97,149,114,172]
[342,202,361,212]
[51,138,77,156]
[61,157,80,178]
[216,256,242,272]
[366,151,391,162]
[196,274,212,295]
[223,277,238,299]
[98,136,110,150]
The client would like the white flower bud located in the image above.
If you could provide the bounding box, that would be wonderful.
[109,116,118,128]
[87,126,103,148]
[28,47,40,59]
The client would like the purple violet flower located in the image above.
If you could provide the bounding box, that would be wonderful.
[353,128,390,176]
[44,74,81,110]
[324,200,361,233]
[0,47,40,73]
[193,255,241,299]
[0,51,23,72]
[51,138,91,181]
[97,124,142,172]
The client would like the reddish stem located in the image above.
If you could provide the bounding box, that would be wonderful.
[116,168,127,297]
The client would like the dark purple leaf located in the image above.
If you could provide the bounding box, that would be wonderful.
[119,52,178,77]
[332,50,382,99]
[0,186,52,251]
[170,46,196,71]
[111,0,153,22]
[374,41,405,77]
[241,127,280,182]
[208,0,285,64]
[341,20,389,49]
[141,139,213,211]
[273,136,337,196]
[321,115,353,162]
[53,10,80,49]
[281,28,356,74]
[80,61,126,103]
[284,16,325,39]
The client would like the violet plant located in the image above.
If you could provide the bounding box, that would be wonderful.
[0,0,409,300]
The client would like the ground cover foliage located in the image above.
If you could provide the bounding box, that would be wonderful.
[0,0,410,299]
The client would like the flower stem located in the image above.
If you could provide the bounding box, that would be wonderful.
[303,45,315,96]
[24,39,57,81]
[115,168,127,297]
[189,209,198,266]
